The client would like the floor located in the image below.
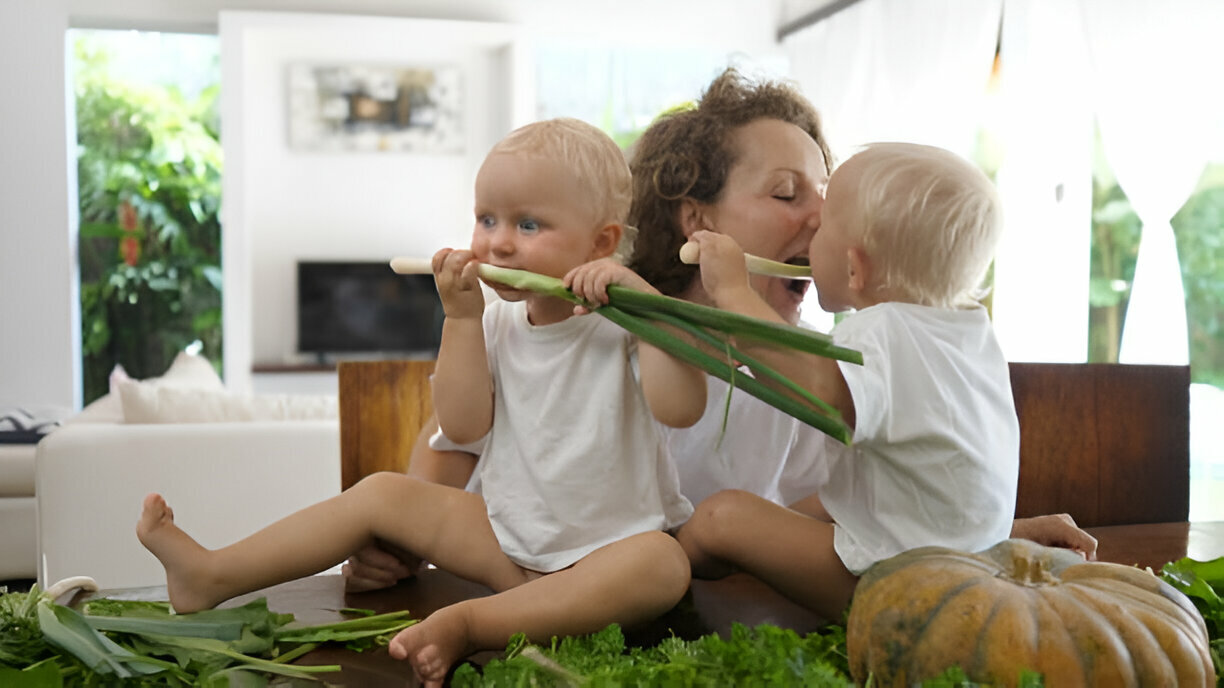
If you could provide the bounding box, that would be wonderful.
[0,578,34,593]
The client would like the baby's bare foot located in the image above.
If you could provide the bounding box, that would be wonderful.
[388,605,476,688]
[135,493,221,613]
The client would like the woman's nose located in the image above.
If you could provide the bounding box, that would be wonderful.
[801,194,824,235]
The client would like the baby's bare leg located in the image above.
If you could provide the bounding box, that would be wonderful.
[677,489,858,620]
[136,472,527,613]
[389,530,690,688]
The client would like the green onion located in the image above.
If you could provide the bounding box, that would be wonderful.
[472,264,858,444]
[679,240,813,280]
[37,601,162,677]
[275,610,417,643]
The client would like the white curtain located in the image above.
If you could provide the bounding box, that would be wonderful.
[783,0,1003,161]
[1080,0,1224,365]
[991,0,1095,362]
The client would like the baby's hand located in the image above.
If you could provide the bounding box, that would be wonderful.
[564,258,657,315]
[689,230,753,304]
[432,248,485,320]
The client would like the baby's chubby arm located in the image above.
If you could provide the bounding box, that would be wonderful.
[688,230,855,426]
[566,258,707,428]
[430,248,493,444]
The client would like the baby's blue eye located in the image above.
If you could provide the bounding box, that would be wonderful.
[518,218,540,233]
[478,215,496,229]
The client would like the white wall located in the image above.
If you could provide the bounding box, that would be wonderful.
[0,1,78,411]
[0,0,784,407]
[221,12,522,391]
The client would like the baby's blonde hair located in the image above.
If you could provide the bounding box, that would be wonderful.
[490,118,635,259]
[846,142,1002,308]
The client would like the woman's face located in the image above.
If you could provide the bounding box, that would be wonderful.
[693,119,828,324]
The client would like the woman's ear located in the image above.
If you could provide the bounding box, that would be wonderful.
[678,199,714,238]
[589,222,624,260]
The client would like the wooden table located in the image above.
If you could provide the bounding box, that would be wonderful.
[75,521,1224,687]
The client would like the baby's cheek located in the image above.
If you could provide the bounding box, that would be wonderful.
[468,233,490,260]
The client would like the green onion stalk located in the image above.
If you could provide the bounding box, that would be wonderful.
[475,264,860,445]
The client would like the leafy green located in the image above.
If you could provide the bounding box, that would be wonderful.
[0,589,415,686]
[274,610,416,651]
[453,622,855,687]
[1161,555,1224,685]
[0,587,52,668]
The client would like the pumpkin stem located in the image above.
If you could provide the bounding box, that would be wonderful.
[1007,553,1058,586]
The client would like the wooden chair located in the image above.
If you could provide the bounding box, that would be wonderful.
[337,359,1191,529]
[337,359,435,490]
[1009,362,1190,527]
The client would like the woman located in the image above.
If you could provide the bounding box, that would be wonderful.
[344,68,1096,592]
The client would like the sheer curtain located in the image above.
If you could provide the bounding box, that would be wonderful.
[991,0,1095,362]
[783,0,1002,161]
[1080,0,1224,365]
[782,0,1002,330]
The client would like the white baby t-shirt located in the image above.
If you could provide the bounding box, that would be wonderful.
[819,302,1019,574]
[476,299,693,572]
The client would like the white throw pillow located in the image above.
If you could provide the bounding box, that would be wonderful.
[67,353,224,425]
[119,383,337,424]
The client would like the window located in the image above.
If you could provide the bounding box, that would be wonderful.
[70,29,222,402]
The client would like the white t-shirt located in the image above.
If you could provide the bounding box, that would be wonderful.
[437,373,831,508]
[819,302,1019,574]
[663,376,829,507]
[467,299,692,572]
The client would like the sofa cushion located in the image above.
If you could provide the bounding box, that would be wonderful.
[0,444,37,496]
[68,352,224,425]
[118,384,337,424]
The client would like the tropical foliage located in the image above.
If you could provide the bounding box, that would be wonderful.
[73,36,223,403]
[1089,150,1224,387]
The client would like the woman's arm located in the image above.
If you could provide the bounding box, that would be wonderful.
[566,258,707,428]
[431,249,494,444]
[343,413,480,592]
[405,414,479,488]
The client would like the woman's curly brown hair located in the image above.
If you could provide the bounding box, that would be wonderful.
[627,68,833,296]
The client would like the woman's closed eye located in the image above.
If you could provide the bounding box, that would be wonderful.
[771,181,797,201]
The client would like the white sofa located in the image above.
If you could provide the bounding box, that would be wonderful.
[12,352,342,590]
[36,420,340,590]
[0,443,38,580]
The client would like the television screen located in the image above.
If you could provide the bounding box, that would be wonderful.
[297,261,444,356]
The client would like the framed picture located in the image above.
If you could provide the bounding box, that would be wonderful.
[287,63,464,153]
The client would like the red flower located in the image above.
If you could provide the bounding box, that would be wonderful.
[121,236,140,266]
[119,200,138,232]
[118,200,140,266]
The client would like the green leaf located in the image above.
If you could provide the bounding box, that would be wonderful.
[274,610,416,644]
[37,601,163,678]
[85,614,245,641]
[0,659,63,687]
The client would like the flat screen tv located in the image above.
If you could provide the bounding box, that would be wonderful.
[297,261,444,358]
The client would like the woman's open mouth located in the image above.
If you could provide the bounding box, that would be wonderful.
[784,257,810,297]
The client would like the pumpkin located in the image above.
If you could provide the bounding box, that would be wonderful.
[846,538,1214,687]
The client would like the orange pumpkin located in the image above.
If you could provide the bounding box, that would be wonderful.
[846,538,1214,687]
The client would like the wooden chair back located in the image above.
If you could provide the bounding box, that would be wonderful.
[336,359,1191,527]
[337,359,435,490]
[1009,362,1190,527]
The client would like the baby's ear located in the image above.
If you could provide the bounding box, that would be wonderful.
[590,222,624,260]
[847,246,870,292]
[678,199,714,238]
